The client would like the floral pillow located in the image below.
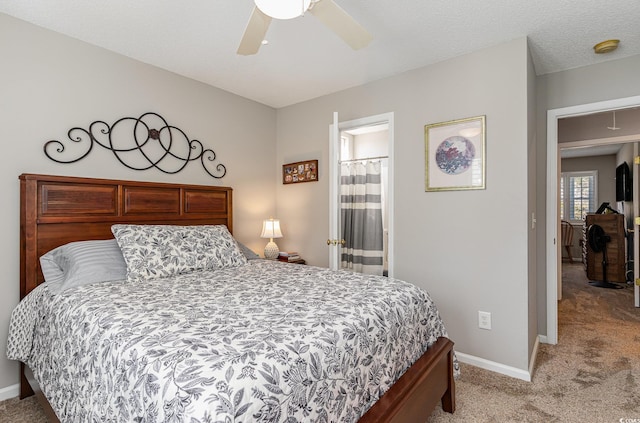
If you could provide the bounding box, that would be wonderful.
[111,224,247,283]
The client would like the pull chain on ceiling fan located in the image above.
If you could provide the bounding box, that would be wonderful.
[237,0,373,55]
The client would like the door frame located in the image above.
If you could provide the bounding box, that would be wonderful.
[329,112,395,275]
[634,142,640,309]
[546,95,640,345]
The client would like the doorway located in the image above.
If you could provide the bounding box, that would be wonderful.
[329,112,394,276]
[546,95,640,345]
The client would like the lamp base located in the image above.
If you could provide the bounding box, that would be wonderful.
[264,241,280,260]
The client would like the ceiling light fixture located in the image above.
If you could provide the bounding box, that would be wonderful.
[238,0,373,55]
[593,39,620,54]
[254,0,311,20]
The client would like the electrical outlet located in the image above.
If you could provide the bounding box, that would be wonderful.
[478,311,492,330]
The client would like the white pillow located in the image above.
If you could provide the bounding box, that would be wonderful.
[111,224,247,283]
[40,239,127,294]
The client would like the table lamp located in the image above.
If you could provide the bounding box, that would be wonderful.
[260,218,283,259]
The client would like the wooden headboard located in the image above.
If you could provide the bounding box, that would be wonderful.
[19,173,233,299]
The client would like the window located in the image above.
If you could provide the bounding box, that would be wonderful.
[560,171,597,223]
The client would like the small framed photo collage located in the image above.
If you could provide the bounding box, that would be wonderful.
[283,159,318,184]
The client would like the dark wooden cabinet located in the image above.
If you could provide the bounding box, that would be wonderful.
[585,214,626,283]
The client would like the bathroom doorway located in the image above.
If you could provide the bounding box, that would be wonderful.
[329,112,394,276]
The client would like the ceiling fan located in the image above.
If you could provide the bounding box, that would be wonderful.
[237,0,373,55]
[607,111,621,131]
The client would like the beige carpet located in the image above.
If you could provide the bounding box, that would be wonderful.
[2,262,639,422]
[0,395,47,423]
[429,262,640,422]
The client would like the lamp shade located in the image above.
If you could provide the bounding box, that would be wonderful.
[254,0,311,20]
[260,218,283,239]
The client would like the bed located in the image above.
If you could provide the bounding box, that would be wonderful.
[8,173,456,422]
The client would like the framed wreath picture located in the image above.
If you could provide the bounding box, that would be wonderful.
[425,115,486,191]
[283,159,318,184]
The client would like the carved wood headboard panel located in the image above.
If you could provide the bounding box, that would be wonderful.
[19,174,233,298]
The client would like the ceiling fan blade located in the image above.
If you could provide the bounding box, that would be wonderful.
[237,7,272,55]
[308,0,372,50]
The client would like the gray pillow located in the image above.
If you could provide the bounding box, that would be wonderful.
[40,239,127,294]
[111,224,248,283]
[236,241,260,260]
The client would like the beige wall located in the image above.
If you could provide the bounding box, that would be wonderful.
[276,38,534,372]
[0,13,277,394]
[561,155,617,208]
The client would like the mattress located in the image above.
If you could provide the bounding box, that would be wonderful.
[8,259,455,422]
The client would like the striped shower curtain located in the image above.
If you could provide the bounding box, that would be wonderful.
[340,160,384,275]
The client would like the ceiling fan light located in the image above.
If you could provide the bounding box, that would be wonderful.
[255,0,311,20]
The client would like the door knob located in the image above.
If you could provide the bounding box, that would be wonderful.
[326,239,346,246]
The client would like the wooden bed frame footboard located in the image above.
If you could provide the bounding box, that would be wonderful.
[359,337,456,422]
[18,173,455,422]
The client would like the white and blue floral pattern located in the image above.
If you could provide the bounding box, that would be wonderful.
[112,224,247,283]
[7,260,457,422]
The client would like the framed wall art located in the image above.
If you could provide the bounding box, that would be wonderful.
[425,115,485,191]
[283,159,318,184]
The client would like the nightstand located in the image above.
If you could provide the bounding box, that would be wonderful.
[287,259,306,265]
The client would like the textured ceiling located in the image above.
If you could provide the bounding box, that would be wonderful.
[1,0,639,108]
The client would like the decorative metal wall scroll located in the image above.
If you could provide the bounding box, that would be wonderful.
[44,112,226,179]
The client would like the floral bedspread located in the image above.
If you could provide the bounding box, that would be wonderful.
[7,260,455,422]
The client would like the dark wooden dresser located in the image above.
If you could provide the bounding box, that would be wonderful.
[584,213,626,283]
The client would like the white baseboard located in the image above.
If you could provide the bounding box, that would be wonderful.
[0,383,19,401]
[456,351,532,382]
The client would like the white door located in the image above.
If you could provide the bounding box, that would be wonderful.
[329,112,395,276]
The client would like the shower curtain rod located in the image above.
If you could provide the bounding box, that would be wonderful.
[339,155,388,163]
